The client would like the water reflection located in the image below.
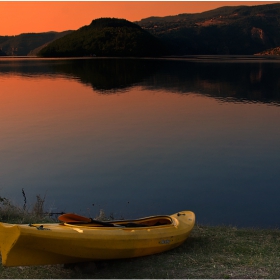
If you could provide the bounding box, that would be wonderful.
[145,60,280,105]
[1,57,280,104]
[51,58,160,93]
[1,57,280,228]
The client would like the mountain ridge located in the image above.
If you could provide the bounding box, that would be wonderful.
[135,3,280,55]
[0,31,73,56]
[1,3,280,56]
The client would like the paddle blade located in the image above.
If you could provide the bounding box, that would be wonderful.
[58,213,92,223]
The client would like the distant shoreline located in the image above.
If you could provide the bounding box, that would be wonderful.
[1,54,280,62]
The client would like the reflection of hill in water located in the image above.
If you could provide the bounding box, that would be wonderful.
[1,58,279,105]
[143,59,280,105]
[52,58,280,105]
[0,58,159,92]
[51,58,159,93]
[0,59,60,76]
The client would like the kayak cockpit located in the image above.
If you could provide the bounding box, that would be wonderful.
[62,215,173,228]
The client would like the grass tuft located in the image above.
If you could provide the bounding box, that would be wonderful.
[0,193,53,224]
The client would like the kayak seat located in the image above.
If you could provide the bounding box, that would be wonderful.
[122,217,172,227]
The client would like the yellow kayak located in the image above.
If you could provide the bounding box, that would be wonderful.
[0,210,195,267]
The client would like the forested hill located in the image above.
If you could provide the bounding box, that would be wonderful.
[38,18,167,57]
[1,3,280,57]
[136,3,280,55]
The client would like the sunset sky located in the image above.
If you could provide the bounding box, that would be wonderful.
[0,1,278,36]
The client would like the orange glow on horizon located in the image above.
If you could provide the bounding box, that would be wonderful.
[0,1,277,36]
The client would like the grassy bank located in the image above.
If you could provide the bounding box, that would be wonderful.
[0,196,279,278]
[1,225,280,279]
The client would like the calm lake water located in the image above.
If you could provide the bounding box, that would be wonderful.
[1,57,280,228]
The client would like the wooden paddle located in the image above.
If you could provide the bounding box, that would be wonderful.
[58,213,120,227]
